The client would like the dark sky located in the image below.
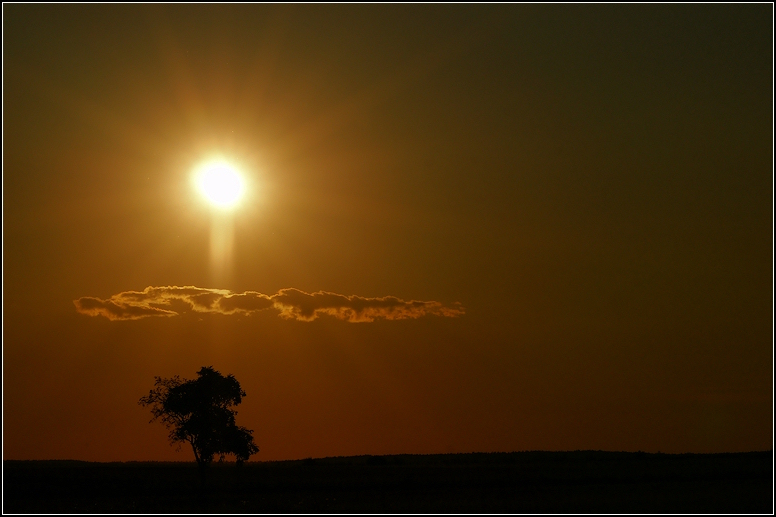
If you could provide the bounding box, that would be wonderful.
[3,4,772,461]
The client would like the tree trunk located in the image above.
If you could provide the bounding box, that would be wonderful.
[190,440,203,467]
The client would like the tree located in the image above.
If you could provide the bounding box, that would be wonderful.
[139,366,259,466]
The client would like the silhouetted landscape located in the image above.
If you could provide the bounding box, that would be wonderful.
[4,450,772,513]
[4,7,772,515]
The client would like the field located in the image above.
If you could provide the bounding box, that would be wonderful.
[3,451,772,513]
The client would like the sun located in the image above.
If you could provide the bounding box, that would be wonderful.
[193,160,246,210]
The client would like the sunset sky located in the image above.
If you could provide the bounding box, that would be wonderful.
[3,4,772,462]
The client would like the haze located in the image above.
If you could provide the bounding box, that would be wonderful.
[3,4,772,462]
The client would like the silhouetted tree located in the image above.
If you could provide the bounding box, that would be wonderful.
[139,366,259,466]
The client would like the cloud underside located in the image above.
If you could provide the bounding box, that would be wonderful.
[74,286,465,322]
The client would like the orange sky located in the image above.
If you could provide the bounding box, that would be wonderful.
[3,4,772,461]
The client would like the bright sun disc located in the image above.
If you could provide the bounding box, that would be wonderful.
[194,161,245,209]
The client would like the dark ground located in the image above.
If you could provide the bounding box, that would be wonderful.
[3,450,772,513]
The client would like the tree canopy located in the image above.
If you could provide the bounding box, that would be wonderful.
[139,366,259,466]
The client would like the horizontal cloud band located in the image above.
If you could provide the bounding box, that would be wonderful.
[74,286,465,322]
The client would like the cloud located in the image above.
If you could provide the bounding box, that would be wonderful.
[74,286,465,322]
[73,296,177,321]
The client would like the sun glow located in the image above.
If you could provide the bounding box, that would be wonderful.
[193,160,246,210]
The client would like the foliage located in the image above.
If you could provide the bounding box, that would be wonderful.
[139,366,259,466]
